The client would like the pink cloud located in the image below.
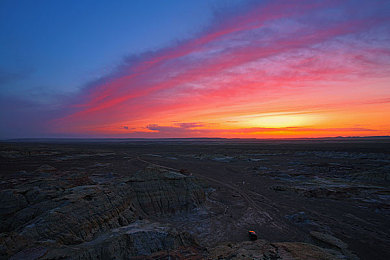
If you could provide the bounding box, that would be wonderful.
[51,0,390,137]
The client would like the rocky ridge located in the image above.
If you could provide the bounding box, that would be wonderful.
[0,165,205,259]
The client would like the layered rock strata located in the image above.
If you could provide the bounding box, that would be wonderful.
[0,166,205,259]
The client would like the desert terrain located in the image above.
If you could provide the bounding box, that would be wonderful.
[1,138,389,259]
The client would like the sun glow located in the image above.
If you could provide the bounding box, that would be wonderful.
[228,114,322,129]
[251,115,311,128]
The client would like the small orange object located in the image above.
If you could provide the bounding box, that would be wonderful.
[248,230,258,241]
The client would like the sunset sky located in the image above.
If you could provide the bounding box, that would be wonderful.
[1,0,389,138]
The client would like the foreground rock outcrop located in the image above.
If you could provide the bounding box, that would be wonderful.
[11,220,198,260]
[208,240,344,260]
[0,165,205,259]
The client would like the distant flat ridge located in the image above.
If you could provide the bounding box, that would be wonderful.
[2,136,390,143]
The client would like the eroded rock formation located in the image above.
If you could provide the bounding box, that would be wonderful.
[0,165,205,259]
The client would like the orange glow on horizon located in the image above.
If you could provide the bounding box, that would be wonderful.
[50,1,390,139]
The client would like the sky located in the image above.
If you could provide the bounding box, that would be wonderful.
[0,0,389,139]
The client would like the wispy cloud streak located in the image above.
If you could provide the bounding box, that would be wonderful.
[51,0,390,137]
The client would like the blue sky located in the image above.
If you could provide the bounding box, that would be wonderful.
[0,0,240,102]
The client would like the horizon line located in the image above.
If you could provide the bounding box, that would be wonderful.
[2,135,390,142]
